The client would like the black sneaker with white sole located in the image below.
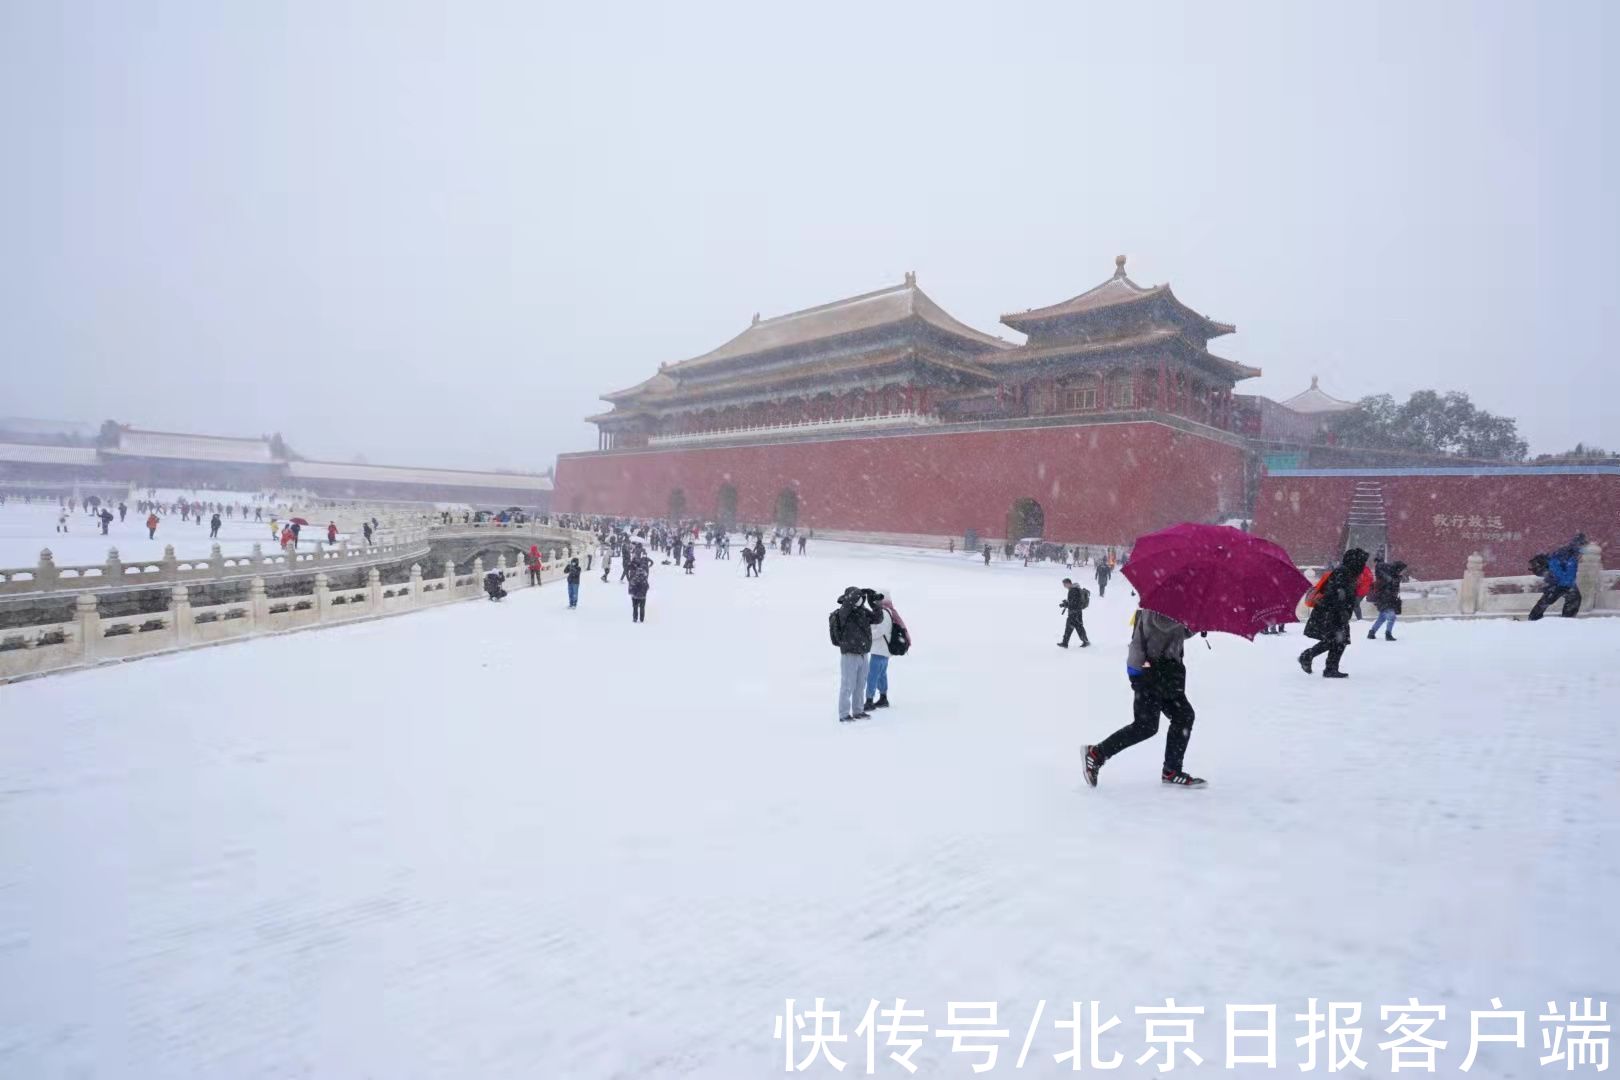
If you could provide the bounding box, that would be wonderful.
[1162,769,1208,788]
[1082,745,1104,788]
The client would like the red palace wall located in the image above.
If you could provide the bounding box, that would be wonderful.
[554,421,1247,544]
[1254,469,1619,579]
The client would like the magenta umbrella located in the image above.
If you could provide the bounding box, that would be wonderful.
[1121,523,1313,639]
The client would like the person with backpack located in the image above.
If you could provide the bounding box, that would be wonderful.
[146,511,159,539]
[1057,577,1091,648]
[627,549,651,622]
[526,544,543,587]
[1083,608,1204,788]
[564,556,582,609]
[863,587,909,711]
[830,587,885,722]
[1298,548,1370,678]
[1528,534,1585,620]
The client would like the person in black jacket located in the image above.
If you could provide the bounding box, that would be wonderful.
[831,587,884,722]
[1299,548,1369,678]
[564,557,582,609]
[1367,556,1406,641]
[1057,578,1091,648]
[627,551,651,622]
[1094,560,1112,597]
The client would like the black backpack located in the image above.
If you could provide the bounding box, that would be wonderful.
[887,621,911,656]
[828,608,844,648]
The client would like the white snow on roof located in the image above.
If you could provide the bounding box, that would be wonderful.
[108,430,277,464]
[0,442,101,466]
[1279,376,1356,414]
[288,460,552,491]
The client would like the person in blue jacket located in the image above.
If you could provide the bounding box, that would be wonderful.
[1528,533,1585,620]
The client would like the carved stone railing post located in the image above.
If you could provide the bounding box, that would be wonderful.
[75,592,100,662]
[313,572,329,622]
[209,543,225,575]
[409,563,423,605]
[160,544,178,582]
[1460,553,1485,615]
[104,547,124,587]
[36,548,60,593]
[367,567,383,608]
[249,576,269,628]
[472,556,484,583]
[250,543,264,570]
[1576,542,1603,614]
[171,584,193,647]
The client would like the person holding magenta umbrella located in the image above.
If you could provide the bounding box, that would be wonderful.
[1083,523,1312,790]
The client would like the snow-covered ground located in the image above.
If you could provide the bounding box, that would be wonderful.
[1,540,1614,1077]
[0,501,328,568]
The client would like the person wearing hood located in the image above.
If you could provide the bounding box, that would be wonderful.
[1367,555,1407,641]
[830,587,885,722]
[526,545,544,587]
[627,548,651,622]
[1528,533,1586,620]
[1299,548,1370,678]
[564,556,582,608]
[1083,608,1204,788]
[483,569,507,601]
[863,586,908,711]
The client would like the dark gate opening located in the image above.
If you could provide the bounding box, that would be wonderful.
[716,484,739,528]
[1008,497,1045,540]
[668,488,688,519]
[775,489,799,528]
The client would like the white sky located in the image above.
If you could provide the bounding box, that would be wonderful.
[2,1,1615,469]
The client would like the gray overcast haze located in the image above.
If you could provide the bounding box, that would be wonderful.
[2,0,1615,470]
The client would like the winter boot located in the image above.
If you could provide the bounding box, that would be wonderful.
[839,715,856,723]
[862,698,876,712]
[1082,745,1104,788]
[1162,769,1208,788]
[1367,629,1377,640]
[1384,632,1396,642]
[853,710,872,720]
[1056,641,1069,649]
[1298,651,1313,675]
[874,694,890,709]
[1323,668,1349,679]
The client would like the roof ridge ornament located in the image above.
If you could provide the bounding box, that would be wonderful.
[752,312,760,325]
[1310,375,1319,388]
[1113,254,1128,279]
[904,271,916,286]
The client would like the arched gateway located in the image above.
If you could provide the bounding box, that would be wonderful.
[716,484,739,528]
[775,489,800,528]
[1008,497,1044,540]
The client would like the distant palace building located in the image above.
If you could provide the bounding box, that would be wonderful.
[0,425,551,509]
[555,257,1616,578]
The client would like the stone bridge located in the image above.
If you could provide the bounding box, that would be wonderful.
[426,523,593,571]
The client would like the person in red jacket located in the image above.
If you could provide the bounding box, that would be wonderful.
[526,545,543,586]
[327,522,338,545]
[145,512,159,539]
